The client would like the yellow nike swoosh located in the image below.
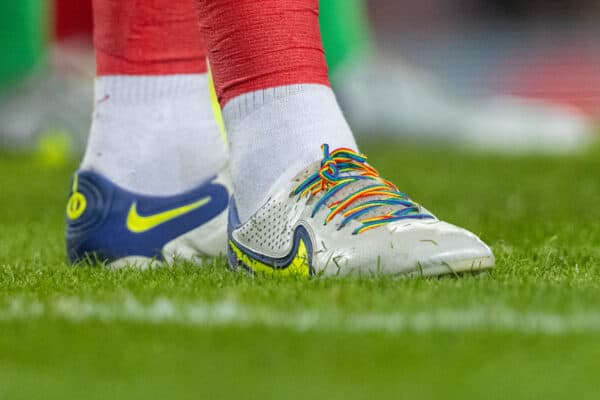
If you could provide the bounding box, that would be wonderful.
[228,239,311,277]
[127,197,211,233]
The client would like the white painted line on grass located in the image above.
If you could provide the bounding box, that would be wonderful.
[1,296,599,335]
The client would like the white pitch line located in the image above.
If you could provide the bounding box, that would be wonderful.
[1,296,600,335]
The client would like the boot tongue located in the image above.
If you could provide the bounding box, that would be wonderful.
[291,160,431,224]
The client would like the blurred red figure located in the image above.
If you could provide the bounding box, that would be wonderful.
[54,0,93,41]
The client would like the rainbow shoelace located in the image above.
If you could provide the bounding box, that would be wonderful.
[293,144,434,235]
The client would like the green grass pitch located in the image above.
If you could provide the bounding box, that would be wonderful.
[1,141,599,399]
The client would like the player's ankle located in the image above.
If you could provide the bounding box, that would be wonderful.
[222,83,358,223]
[80,74,227,196]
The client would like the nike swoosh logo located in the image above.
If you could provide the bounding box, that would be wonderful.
[228,228,313,277]
[127,196,211,233]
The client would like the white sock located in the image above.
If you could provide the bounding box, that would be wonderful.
[81,74,227,196]
[223,84,358,223]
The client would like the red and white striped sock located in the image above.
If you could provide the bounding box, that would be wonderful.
[81,0,227,196]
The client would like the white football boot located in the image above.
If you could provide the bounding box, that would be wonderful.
[227,144,494,277]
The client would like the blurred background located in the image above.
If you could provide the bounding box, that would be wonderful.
[0,0,598,164]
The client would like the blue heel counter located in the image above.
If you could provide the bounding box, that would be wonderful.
[65,171,120,264]
[65,171,229,265]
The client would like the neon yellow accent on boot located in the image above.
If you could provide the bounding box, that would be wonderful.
[228,239,311,277]
[126,196,211,233]
[66,174,87,220]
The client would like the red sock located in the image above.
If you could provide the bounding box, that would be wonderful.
[94,0,207,75]
[196,0,330,106]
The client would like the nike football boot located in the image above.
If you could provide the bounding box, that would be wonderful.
[228,144,494,277]
[66,169,231,267]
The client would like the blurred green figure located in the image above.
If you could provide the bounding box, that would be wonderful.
[0,0,48,88]
[320,0,372,78]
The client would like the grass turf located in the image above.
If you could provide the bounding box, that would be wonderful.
[1,141,599,399]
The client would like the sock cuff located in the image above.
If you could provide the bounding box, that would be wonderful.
[94,74,210,104]
[222,83,333,128]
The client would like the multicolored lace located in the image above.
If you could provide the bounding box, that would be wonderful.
[293,144,434,235]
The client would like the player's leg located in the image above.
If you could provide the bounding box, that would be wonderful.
[198,0,357,223]
[197,0,494,276]
[66,0,230,266]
